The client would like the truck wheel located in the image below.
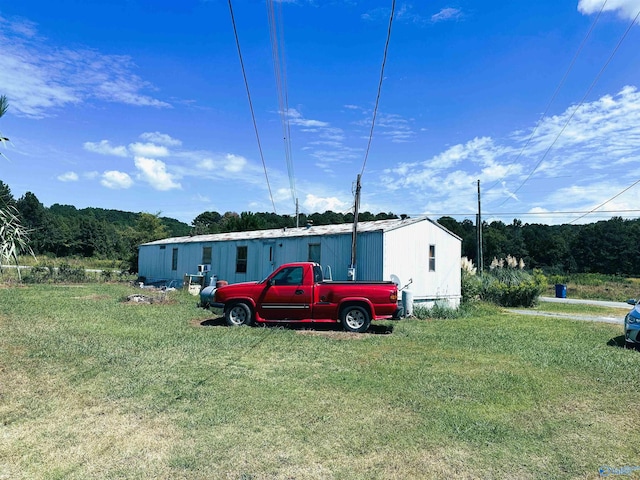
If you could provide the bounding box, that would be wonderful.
[225,303,253,327]
[341,305,370,333]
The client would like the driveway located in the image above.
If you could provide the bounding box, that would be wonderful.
[539,296,631,309]
[510,296,631,325]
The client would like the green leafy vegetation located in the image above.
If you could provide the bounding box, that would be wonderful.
[441,215,640,276]
[1,284,638,479]
[461,256,546,307]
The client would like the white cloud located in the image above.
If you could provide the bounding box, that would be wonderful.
[376,85,640,224]
[134,156,181,191]
[515,86,640,174]
[578,0,640,20]
[431,8,462,23]
[288,108,329,127]
[223,154,247,173]
[129,142,170,158]
[0,16,37,38]
[376,113,416,143]
[57,171,79,182]
[303,193,348,212]
[101,171,133,189]
[83,140,129,157]
[196,153,248,174]
[0,15,170,118]
[139,132,182,147]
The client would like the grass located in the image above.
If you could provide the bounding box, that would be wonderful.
[546,275,640,302]
[1,284,640,479]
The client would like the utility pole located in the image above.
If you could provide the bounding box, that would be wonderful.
[295,198,299,228]
[349,174,361,281]
[477,179,483,273]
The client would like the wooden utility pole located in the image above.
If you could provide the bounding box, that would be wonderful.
[295,198,299,228]
[349,174,361,280]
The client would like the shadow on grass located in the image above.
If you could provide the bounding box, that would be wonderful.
[196,316,395,335]
[608,335,638,351]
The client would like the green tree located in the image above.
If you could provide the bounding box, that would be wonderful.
[0,180,15,208]
[191,211,222,234]
[16,192,48,253]
[123,213,170,272]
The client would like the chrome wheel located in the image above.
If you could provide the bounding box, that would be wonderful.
[341,306,370,333]
[225,303,253,327]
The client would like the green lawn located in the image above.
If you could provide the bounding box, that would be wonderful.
[1,284,639,479]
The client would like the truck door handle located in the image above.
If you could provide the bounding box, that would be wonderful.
[295,289,304,295]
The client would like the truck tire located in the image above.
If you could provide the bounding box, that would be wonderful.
[225,302,254,327]
[341,305,371,333]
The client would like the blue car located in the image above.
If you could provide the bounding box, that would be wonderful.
[625,299,640,348]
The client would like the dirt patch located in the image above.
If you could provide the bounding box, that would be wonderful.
[72,294,111,301]
[123,292,175,305]
[295,329,367,340]
[190,317,225,328]
[189,317,394,337]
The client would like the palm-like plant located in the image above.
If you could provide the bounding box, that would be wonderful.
[0,95,35,280]
[0,204,35,281]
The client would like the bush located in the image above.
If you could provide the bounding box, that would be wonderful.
[23,265,52,284]
[461,269,482,302]
[479,269,547,307]
[57,263,87,283]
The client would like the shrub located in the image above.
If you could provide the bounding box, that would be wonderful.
[480,268,546,307]
[57,263,87,283]
[461,257,482,303]
[23,265,52,284]
[461,269,482,302]
[101,269,113,282]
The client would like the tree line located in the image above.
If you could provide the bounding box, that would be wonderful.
[2,179,639,275]
[439,216,640,276]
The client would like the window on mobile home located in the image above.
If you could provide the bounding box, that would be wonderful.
[236,246,247,273]
[429,244,436,272]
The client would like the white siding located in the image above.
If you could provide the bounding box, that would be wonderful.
[383,219,461,306]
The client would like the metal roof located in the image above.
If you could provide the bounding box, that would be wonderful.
[141,216,460,246]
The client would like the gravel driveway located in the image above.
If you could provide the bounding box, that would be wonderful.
[511,296,631,325]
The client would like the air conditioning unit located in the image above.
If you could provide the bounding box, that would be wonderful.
[197,264,211,273]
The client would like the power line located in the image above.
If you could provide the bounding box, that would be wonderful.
[228,0,277,214]
[266,0,297,208]
[360,0,396,178]
[497,5,640,208]
[485,0,608,194]
[569,178,640,224]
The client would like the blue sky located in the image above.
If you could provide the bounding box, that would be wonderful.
[1,0,639,225]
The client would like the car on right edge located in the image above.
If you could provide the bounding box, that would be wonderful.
[624,298,640,348]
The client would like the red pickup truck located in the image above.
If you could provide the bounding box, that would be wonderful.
[199,262,399,332]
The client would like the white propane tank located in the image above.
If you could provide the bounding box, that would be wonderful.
[402,288,414,317]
